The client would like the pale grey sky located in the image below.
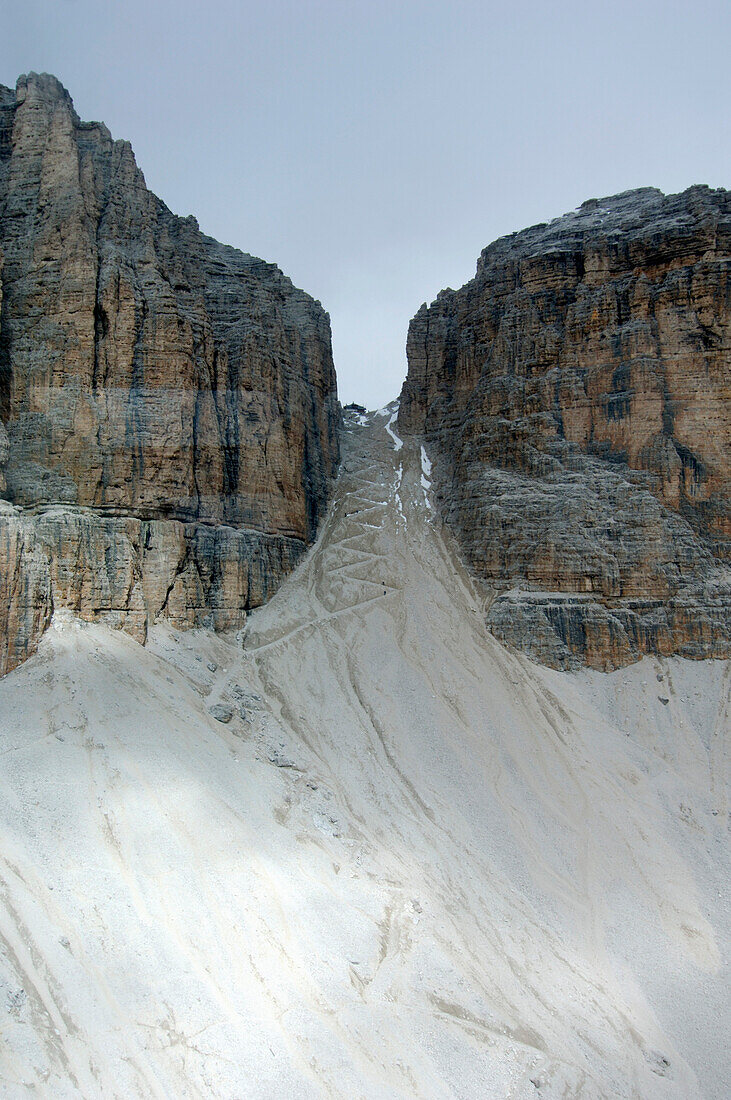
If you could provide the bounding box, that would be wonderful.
[3,0,729,407]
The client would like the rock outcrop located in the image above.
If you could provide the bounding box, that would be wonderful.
[0,73,339,674]
[399,186,730,669]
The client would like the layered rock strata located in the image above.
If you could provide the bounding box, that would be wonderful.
[400,186,730,669]
[0,73,339,674]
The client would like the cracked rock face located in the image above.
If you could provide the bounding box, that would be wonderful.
[399,186,730,669]
[0,73,339,674]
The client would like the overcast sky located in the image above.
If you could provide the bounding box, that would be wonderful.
[3,0,729,407]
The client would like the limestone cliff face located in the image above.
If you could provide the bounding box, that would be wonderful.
[400,187,730,669]
[0,73,339,674]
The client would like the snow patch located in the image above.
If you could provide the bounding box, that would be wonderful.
[385,407,403,452]
[420,443,433,509]
[393,464,405,519]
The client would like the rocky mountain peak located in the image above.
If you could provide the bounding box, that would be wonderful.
[476,185,729,276]
[400,185,730,669]
[0,74,340,674]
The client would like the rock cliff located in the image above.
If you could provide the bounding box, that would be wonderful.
[0,73,339,674]
[399,186,730,669]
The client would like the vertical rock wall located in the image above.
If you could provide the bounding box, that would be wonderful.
[0,73,340,674]
[400,187,730,669]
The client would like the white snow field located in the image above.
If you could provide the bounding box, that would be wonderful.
[0,411,728,1099]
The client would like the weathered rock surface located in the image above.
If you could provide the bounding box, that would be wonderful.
[0,73,339,674]
[399,186,730,669]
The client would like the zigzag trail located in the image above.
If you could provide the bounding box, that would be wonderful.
[0,408,727,1099]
